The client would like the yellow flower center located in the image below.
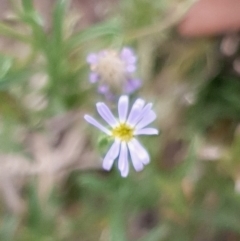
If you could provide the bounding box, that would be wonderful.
[112,123,134,142]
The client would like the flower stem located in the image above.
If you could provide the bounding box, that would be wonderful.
[109,199,127,241]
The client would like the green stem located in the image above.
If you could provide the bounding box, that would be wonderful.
[109,199,127,241]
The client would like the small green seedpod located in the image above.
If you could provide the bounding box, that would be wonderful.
[97,134,113,156]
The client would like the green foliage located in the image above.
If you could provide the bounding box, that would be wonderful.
[188,73,240,130]
[121,0,165,30]
[67,18,122,50]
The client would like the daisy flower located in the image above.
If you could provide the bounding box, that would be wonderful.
[86,47,141,99]
[84,95,159,177]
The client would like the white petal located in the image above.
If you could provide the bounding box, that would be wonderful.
[118,95,129,123]
[121,159,129,177]
[135,111,156,130]
[84,115,111,135]
[127,99,145,126]
[96,103,118,127]
[134,128,159,135]
[130,138,150,165]
[102,139,120,170]
[128,142,144,172]
[118,142,128,172]
[134,103,153,125]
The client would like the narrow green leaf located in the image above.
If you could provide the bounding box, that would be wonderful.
[21,0,34,13]
[0,22,30,43]
[0,55,13,78]
[67,18,122,50]
[0,68,32,90]
[52,0,66,48]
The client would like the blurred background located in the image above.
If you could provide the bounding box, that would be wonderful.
[0,0,240,240]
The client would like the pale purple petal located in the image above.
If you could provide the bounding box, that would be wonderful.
[102,139,120,171]
[118,142,128,173]
[121,158,129,177]
[98,85,109,94]
[134,103,153,125]
[127,99,145,126]
[135,111,156,130]
[120,47,137,64]
[98,85,115,100]
[134,128,159,135]
[118,95,129,123]
[126,65,136,73]
[104,92,116,101]
[89,72,99,83]
[96,103,118,127]
[124,79,142,94]
[84,115,111,135]
[130,138,150,165]
[86,53,98,64]
[127,142,144,172]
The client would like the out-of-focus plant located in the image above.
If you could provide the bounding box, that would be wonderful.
[0,0,240,241]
